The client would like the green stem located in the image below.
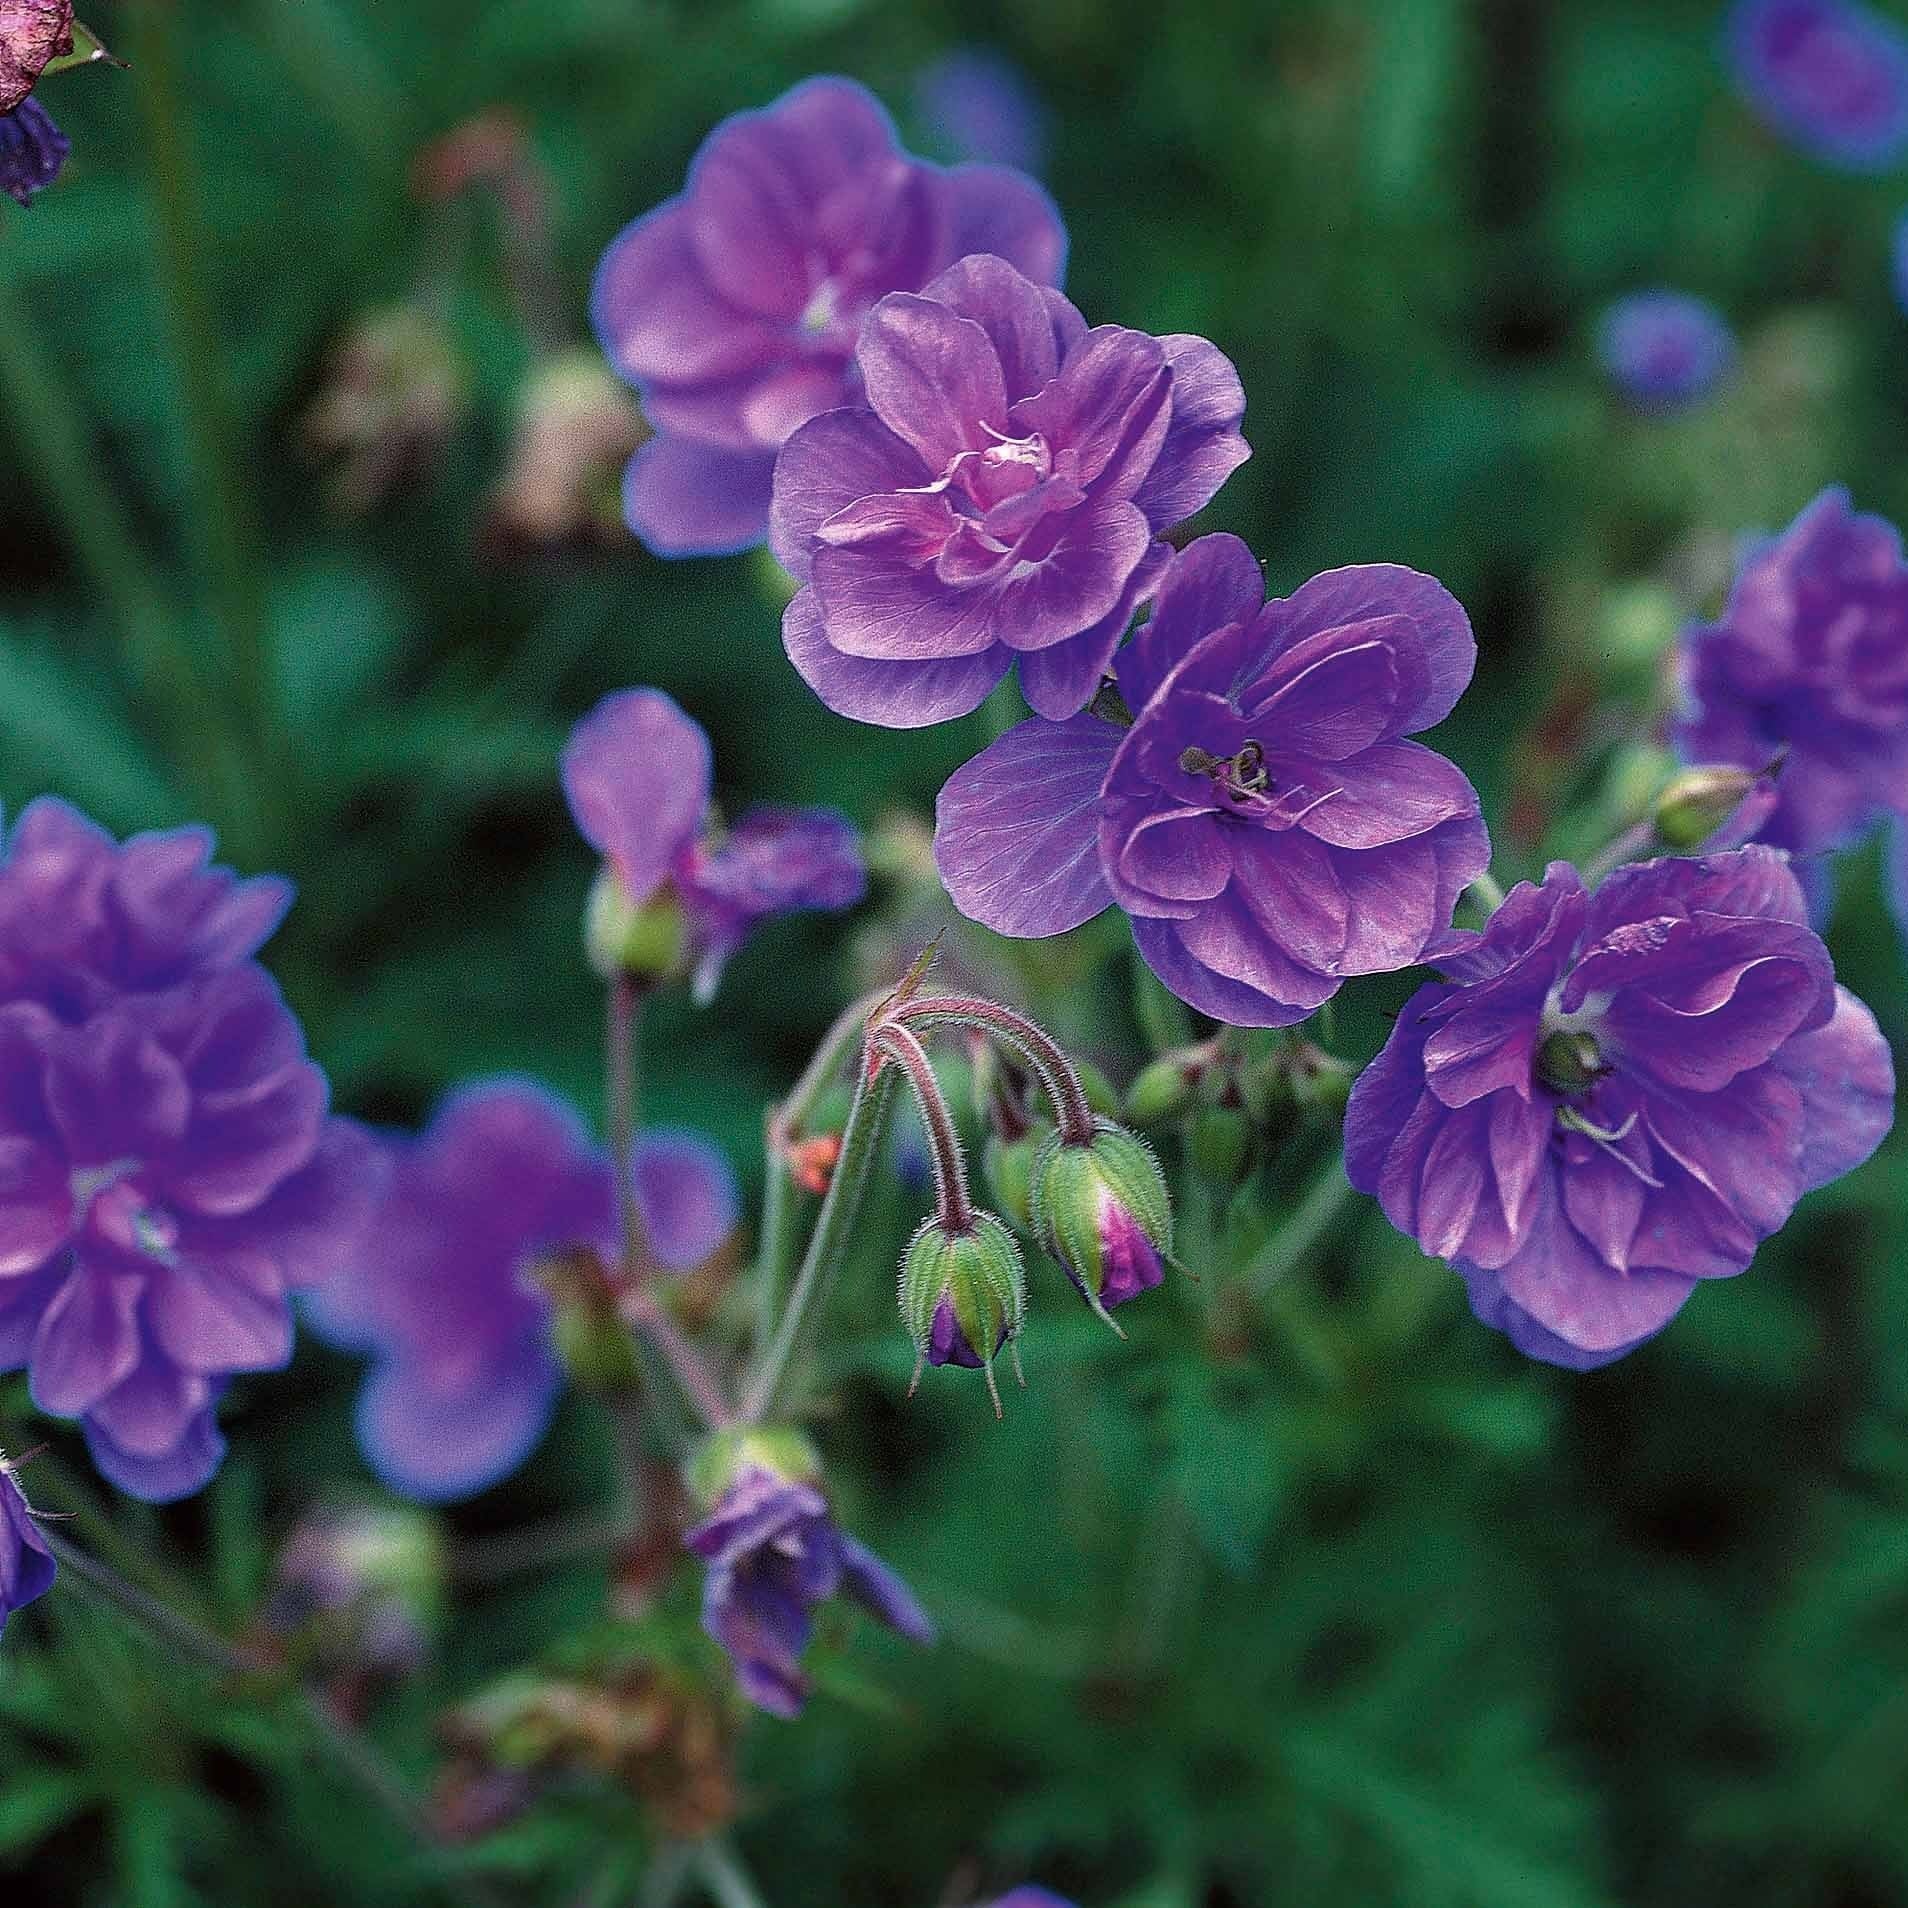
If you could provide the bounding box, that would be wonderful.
[1464,870,1507,918]
[896,996,1096,1145]
[128,2,279,834]
[621,1293,734,1430]
[743,1063,900,1423]
[606,976,646,1271]
[247,0,413,185]
[1243,1148,1356,1297]
[695,1838,771,1908]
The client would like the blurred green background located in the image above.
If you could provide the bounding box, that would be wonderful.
[3,1,1908,1904]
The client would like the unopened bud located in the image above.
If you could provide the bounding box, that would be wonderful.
[1028,1119,1173,1329]
[585,867,686,985]
[1653,762,1775,851]
[485,350,645,553]
[898,1211,1026,1411]
[1074,1058,1121,1121]
[1125,1054,1197,1126]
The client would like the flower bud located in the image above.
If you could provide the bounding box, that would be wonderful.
[1075,1058,1121,1121]
[533,1245,642,1394]
[265,1503,444,1680]
[1652,763,1776,852]
[1028,1119,1173,1327]
[1124,1054,1197,1127]
[898,1211,1026,1409]
[485,350,645,553]
[584,866,687,986]
[982,1127,1046,1231]
[1188,1105,1251,1186]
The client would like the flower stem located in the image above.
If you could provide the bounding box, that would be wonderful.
[127,1,280,824]
[1465,870,1507,919]
[894,995,1096,1145]
[620,1292,735,1430]
[743,1061,900,1423]
[1243,1147,1356,1297]
[870,1022,974,1232]
[695,1838,771,1908]
[606,975,647,1271]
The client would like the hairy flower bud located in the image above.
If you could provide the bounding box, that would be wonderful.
[1028,1119,1173,1327]
[1124,1053,1198,1127]
[899,1211,1027,1410]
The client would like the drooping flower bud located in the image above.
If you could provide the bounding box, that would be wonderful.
[898,1211,1026,1411]
[1028,1119,1173,1328]
[1124,1052,1199,1126]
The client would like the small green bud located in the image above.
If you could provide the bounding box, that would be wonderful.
[983,1128,1046,1232]
[1652,763,1768,851]
[584,867,686,984]
[1029,1119,1173,1329]
[1188,1105,1252,1186]
[1125,1054,1197,1126]
[686,1425,822,1511]
[898,1211,1027,1413]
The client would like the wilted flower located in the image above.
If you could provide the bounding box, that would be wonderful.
[1596,291,1734,411]
[1673,488,1908,859]
[1345,848,1894,1369]
[0,801,373,1501]
[685,1430,933,1718]
[935,533,1489,1023]
[0,1458,54,1636]
[0,1,72,114]
[0,96,65,206]
[563,688,865,1000]
[914,49,1049,173]
[305,1080,736,1503]
[592,75,1065,558]
[1725,0,1908,171]
[774,254,1249,725]
[1028,1120,1172,1324]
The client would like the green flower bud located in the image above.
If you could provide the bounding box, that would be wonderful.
[1074,1057,1122,1121]
[1125,1054,1197,1126]
[686,1425,822,1512]
[1188,1105,1252,1186]
[1029,1119,1173,1329]
[1652,763,1770,851]
[898,1211,1027,1413]
[584,867,686,984]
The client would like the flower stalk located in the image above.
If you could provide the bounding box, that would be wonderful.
[894,994,1096,1145]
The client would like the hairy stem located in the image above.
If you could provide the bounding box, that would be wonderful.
[871,1022,974,1233]
[895,995,1096,1145]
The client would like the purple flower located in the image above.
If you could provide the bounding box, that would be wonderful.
[774,254,1250,726]
[1725,0,1908,171]
[1596,292,1734,411]
[1673,488,1908,859]
[686,1463,933,1718]
[0,96,65,206]
[562,688,865,1001]
[934,534,1489,1025]
[1345,848,1894,1369]
[0,803,372,1502]
[592,75,1066,558]
[987,1894,1078,1908]
[306,1080,736,1504]
[0,1460,55,1636]
[914,49,1049,174]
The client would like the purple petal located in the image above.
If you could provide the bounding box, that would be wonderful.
[621,436,777,559]
[855,292,1009,472]
[1130,333,1251,530]
[769,407,926,579]
[837,1534,936,1643]
[1132,901,1339,1028]
[1228,829,1349,974]
[1115,532,1264,712]
[783,587,1006,728]
[1345,982,1441,1199]
[1770,984,1895,1190]
[919,251,1064,398]
[561,688,712,903]
[29,1267,145,1417]
[1009,326,1169,493]
[632,1131,739,1270]
[357,1356,560,1505]
[1333,819,1491,976]
[146,1249,291,1376]
[935,715,1120,937]
[1018,538,1169,720]
[84,1401,226,1504]
[943,168,1069,286]
[1297,741,1482,849]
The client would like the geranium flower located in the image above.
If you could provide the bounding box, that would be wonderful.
[1725,0,1908,171]
[0,1457,54,1636]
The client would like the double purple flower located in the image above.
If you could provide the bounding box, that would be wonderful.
[1674,488,1908,864]
[1725,0,1908,171]
[685,1463,933,1719]
[592,76,1065,557]
[562,687,865,1001]
[306,1079,736,1504]
[1346,848,1893,1369]
[935,533,1489,1024]
[0,1460,54,1637]
[773,253,1249,725]
[0,800,375,1501]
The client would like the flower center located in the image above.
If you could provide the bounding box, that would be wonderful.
[1534,1027,1607,1098]
[70,1163,179,1263]
[799,280,841,338]
[1180,740,1271,806]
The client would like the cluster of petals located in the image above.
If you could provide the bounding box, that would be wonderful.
[592,75,1065,557]
[561,687,865,1001]
[1725,0,1908,171]
[306,1078,736,1504]
[772,253,1248,727]
[934,533,1489,1024]
[0,1459,54,1635]
[685,1463,933,1719]
[1596,291,1734,412]
[1674,487,1908,876]
[0,800,376,1501]
[1346,847,1893,1369]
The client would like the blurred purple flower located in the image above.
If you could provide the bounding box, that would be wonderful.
[592,75,1066,558]
[935,533,1488,1025]
[306,1080,736,1503]
[774,255,1249,726]
[0,96,65,206]
[915,49,1048,174]
[686,1463,933,1718]
[562,688,865,1001]
[0,803,371,1502]
[1346,848,1894,1369]
[1673,488,1908,858]
[987,1894,1078,1908]
[1725,0,1908,170]
[1596,291,1734,410]
[0,1460,55,1635]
